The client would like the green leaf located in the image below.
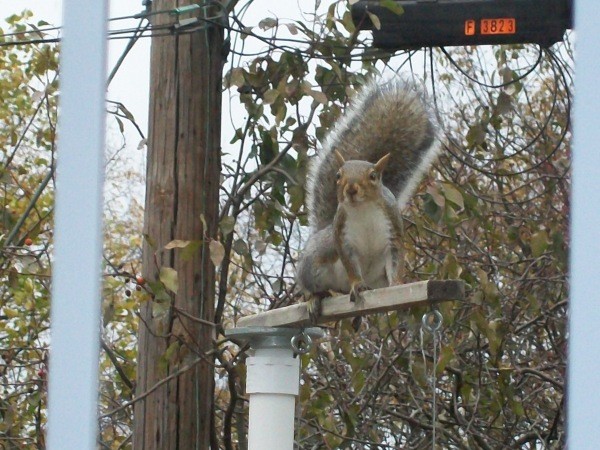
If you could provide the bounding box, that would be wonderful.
[308,89,328,105]
[436,345,455,375]
[220,216,235,236]
[423,194,442,222]
[115,116,124,133]
[495,91,513,115]
[530,230,549,257]
[511,397,525,417]
[466,123,486,146]
[263,89,279,105]
[163,341,180,365]
[233,238,249,256]
[227,67,245,88]
[148,280,171,302]
[159,267,178,294]
[143,233,157,249]
[380,0,404,15]
[118,103,135,121]
[181,240,202,261]
[442,183,464,209]
[258,17,277,30]
[442,253,463,279]
[366,11,381,30]
[152,299,170,318]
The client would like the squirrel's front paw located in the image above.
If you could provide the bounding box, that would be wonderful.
[350,281,370,303]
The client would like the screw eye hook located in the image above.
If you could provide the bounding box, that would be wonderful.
[421,309,443,333]
[291,332,313,354]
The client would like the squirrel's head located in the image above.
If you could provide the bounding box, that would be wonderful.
[334,151,390,205]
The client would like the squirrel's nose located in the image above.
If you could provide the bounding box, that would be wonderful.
[346,184,358,196]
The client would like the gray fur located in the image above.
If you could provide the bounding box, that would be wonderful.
[306,78,439,232]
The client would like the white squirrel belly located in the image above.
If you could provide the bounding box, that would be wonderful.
[342,202,392,287]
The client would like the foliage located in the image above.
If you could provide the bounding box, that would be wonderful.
[215,3,570,449]
[0,11,58,448]
[0,11,144,449]
[0,1,571,449]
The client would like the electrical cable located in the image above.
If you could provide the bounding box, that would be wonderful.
[107,19,150,86]
[428,44,571,207]
[0,24,61,39]
[0,6,396,62]
[430,46,569,178]
[440,45,544,89]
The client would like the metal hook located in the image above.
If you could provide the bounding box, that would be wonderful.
[290,331,313,355]
[421,309,443,333]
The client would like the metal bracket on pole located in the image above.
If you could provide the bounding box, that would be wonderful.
[226,327,324,450]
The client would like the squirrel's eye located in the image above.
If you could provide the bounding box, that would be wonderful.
[335,171,342,181]
[369,171,378,181]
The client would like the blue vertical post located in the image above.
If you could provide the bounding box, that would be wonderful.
[569,0,600,447]
[47,0,107,449]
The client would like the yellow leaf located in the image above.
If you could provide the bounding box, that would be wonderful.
[209,240,225,267]
[309,90,328,105]
[367,11,381,30]
[159,267,178,294]
[164,239,192,249]
[427,184,445,207]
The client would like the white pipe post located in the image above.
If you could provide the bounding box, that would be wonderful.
[569,0,600,447]
[247,346,299,449]
[47,0,107,449]
[226,327,324,450]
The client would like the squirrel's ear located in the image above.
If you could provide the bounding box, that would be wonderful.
[375,153,391,172]
[334,150,345,166]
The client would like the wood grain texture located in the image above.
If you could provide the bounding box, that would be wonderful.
[236,280,465,328]
[133,2,224,449]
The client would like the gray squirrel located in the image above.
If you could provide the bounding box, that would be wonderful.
[296,78,440,319]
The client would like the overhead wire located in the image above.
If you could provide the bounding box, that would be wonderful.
[431,45,568,170]
[439,45,544,89]
[0,4,396,62]
[428,44,571,207]
[2,3,571,190]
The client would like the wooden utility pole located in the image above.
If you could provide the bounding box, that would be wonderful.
[134,1,224,448]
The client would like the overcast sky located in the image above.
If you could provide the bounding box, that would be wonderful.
[1,0,310,175]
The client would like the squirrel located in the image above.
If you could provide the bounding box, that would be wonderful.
[296,77,439,321]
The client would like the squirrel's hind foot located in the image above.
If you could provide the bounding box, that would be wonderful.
[305,291,330,325]
[349,281,370,303]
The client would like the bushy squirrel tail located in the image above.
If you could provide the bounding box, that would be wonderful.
[306,78,439,232]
